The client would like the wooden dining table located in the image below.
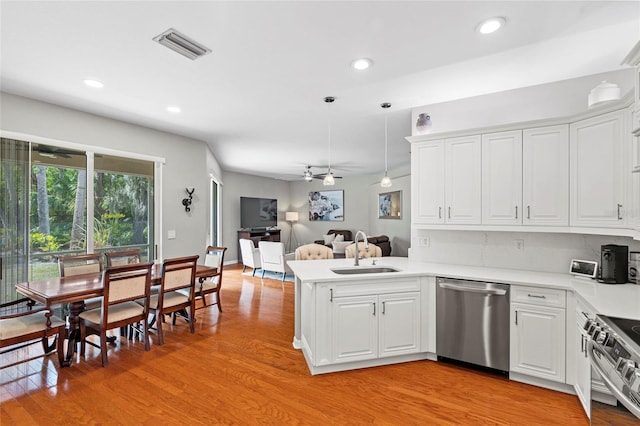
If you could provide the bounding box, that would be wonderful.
[15,263,218,367]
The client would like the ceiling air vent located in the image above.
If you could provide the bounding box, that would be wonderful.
[153,28,211,60]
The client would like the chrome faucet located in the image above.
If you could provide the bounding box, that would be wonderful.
[353,230,369,266]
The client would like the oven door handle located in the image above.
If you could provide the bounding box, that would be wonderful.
[588,340,640,419]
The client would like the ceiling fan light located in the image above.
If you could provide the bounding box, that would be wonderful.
[323,173,335,186]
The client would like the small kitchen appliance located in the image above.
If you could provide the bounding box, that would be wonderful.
[599,245,629,284]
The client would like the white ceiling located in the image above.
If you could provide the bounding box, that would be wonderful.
[1,1,639,181]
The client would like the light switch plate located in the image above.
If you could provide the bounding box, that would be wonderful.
[167,230,176,239]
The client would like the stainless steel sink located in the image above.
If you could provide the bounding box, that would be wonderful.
[331,266,399,275]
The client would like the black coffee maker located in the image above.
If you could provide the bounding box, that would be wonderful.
[600,244,628,284]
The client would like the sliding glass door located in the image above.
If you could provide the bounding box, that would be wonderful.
[93,154,154,260]
[0,137,158,302]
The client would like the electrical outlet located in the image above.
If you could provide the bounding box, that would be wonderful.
[515,239,524,250]
[420,237,430,247]
[168,230,176,239]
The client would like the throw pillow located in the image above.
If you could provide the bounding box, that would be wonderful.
[334,234,344,242]
[323,234,336,245]
[332,241,352,254]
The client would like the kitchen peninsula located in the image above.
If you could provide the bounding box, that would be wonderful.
[287,257,640,382]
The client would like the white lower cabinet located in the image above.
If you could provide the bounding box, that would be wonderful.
[331,292,421,363]
[301,278,423,374]
[510,286,566,383]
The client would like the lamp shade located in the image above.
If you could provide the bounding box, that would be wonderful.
[285,211,299,222]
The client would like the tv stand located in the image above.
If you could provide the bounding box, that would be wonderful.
[237,229,281,262]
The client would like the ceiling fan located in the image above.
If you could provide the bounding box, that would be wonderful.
[302,165,342,182]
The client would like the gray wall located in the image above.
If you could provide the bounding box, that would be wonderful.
[1,92,218,260]
[411,69,634,136]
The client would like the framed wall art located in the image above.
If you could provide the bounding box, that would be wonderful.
[308,190,344,221]
[379,190,401,219]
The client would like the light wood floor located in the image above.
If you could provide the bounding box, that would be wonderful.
[1,264,591,425]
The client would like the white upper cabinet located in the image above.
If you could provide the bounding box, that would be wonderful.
[411,136,481,225]
[445,135,482,224]
[482,130,523,225]
[412,140,445,224]
[522,125,569,226]
[570,110,625,228]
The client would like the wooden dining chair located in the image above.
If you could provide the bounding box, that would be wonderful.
[58,253,104,311]
[190,246,227,312]
[78,262,154,367]
[147,255,199,346]
[0,298,66,368]
[105,249,142,267]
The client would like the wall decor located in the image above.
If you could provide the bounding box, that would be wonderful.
[379,190,401,219]
[309,190,344,221]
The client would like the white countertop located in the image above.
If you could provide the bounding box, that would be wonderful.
[287,257,640,321]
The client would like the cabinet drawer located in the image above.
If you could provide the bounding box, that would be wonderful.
[511,285,565,308]
[331,279,421,298]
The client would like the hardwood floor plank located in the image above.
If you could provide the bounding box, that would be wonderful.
[0,264,592,425]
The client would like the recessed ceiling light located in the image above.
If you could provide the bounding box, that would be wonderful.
[83,79,104,89]
[477,17,506,34]
[351,58,373,71]
[167,106,181,113]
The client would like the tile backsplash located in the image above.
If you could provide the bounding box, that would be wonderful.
[410,230,640,275]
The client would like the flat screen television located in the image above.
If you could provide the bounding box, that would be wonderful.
[240,197,278,230]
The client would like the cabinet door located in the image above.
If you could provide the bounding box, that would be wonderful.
[575,308,591,418]
[522,125,569,226]
[378,292,421,357]
[331,295,378,363]
[570,110,625,227]
[510,303,566,383]
[412,141,445,224]
[445,135,482,224]
[482,130,523,225]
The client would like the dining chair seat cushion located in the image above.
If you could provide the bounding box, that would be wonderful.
[176,278,218,297]
[79,302,145,325]
[0,311,66,340]
[84,296,103,311]
[149,291,189,310]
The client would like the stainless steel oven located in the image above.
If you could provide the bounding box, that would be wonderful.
[586,315,640,424]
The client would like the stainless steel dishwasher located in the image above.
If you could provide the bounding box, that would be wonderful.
[436,277,510,373]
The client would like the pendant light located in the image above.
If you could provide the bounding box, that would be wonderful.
[380,102,392,187]
[323,96,336,186]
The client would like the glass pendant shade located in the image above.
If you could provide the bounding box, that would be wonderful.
[380,173,392,188]
[323,172,335,186]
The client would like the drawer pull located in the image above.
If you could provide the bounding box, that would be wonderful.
[527,205,531,219]
[439,206,442,219]
[527,294,546,299]
[330,288,333,302]
[617,204,623,220]
[515,205,518,219]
